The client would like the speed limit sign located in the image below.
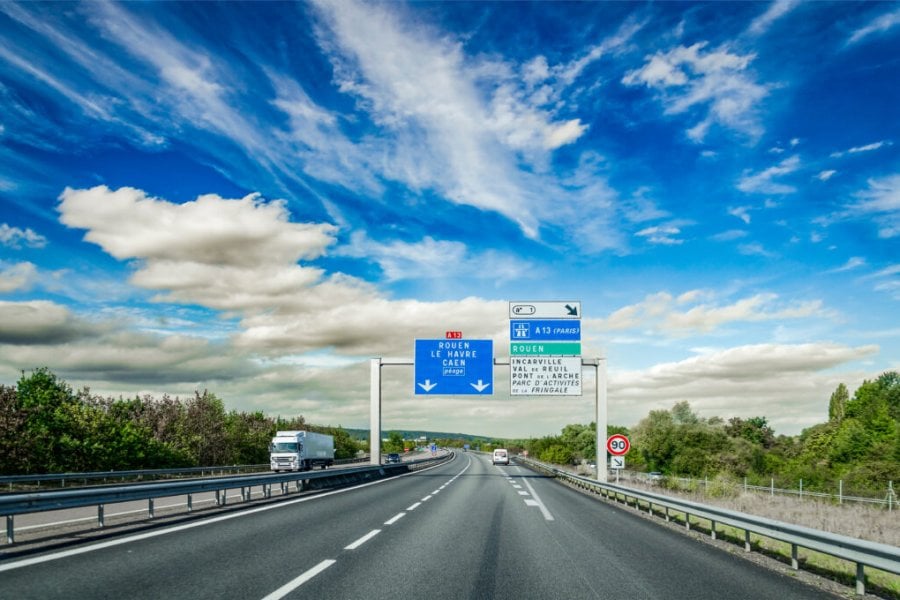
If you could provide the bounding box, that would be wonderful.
[606,434,630,456]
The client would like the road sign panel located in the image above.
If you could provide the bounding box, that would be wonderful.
[414,339,493,395]
[606,434,630,456]
[510,320,581,341]
[610,456,625,470]
[510,356,582,396]
[509,301,581,319]
[509,342,581,356]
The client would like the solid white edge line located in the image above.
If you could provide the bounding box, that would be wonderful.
[260,559,336,600]
[0,455,457,574]
[345,529,380,550]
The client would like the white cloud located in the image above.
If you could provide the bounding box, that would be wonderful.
[0,224,48,249]
[57,185,348,312]
[544,119,588,150]
[635,223,687,245]
[847,174,900,238]
[622,42,769,141]
[621,187,669,224]
[710,229,748,242]
[611,343,879,433]
[830,140,891,158]
[335,232,530,283]
[747,0,802,36]
[816,170,837,182]
[737,155,800,194]
[0,262,39,292]
[310,0,605,239]
[829,257,866,273]
[738,242,778,258]
[849,141,890,154]
[0,307,257,385]
[816,174,900,237]
[865,264,900,300]
[728,206,753,224]
[847,8,900,45]
[55,185,515,357]
[4,0,627,254]
[592,291,825,336]
[59,186,335,264]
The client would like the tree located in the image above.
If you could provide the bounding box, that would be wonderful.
[384,431,405,453]
[671,401,699,424]
[560,423,596,462]
[829,383,848,423]
[539,444,573,465]
[180,391,228,465]
[725,416,775,448]
[0,385,29,474]
[225,410,273,465]
[631,409,677,472]
[16,368,79,472]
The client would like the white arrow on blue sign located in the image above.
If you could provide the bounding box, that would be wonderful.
[414,339,493,395]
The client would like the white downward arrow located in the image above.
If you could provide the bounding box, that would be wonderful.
[418,379,437,392]
[470,379,491,392]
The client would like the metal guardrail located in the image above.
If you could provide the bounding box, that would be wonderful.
[0,465,269,489]
[0,456,373,490]
[619,471,896,509]
[518,458,900,596]
[1,453,449,545]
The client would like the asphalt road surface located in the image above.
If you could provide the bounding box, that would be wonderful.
[0,453,838,599]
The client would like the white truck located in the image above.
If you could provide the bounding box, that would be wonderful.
[269,430,335,472]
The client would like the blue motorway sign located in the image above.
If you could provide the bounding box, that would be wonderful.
[414,339,493,395]
[510,319,581,341]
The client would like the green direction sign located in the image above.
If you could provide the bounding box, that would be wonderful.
[509,342,582,356]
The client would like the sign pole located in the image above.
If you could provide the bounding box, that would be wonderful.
[370,358,412,466]
[598,357,607,483]
[370,358,382,466]
[586,358,607,483]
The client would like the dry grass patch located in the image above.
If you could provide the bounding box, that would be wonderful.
[617,475,900,598]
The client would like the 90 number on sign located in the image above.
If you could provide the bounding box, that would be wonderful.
[606,434,630,456]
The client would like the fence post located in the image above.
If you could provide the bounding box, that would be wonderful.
[744,477,747,493]
[771,478,774,497]
[889,481,894,512]
[799,479,803,500]
[839,480,843,505]
[6,515,13,544]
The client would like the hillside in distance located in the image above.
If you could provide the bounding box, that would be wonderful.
[344,428,496,444]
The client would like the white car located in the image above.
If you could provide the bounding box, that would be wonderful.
[492,448,510,465]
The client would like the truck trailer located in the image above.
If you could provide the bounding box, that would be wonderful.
[269,430,335,472]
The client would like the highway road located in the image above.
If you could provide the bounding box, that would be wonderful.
[0,452,837,599]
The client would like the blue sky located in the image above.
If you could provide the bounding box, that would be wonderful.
[1,1,898,438]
